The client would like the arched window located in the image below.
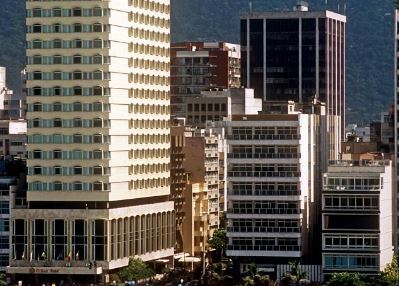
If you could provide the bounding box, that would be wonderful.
[52,8,62,17]
[93,70,102,80]
[74,39,82,48]
[32,39,42,49]
[32,24,42,33]
[33,71,42,80]
[93,102,102,112]
[33,55,42,65]
[73,71,82,80]
[33,150,42,159]
[93,118,102,128]
[72,7,82,17]
[93,86,102,96]
[93,23,102,33]
[93,166,102,175]
[53,55,62,64]
[53,102,62,112]
[53,23,62,33]
[53,150,62,159]
[73,166,82,175]
[73,181,83,191]
[32,8,42,17]
[32,118,41,128]
[73,134,83,144]
[73,118,82,128]
[53,86,62,96]
[33,102,42,112]
[93,150,102,159]
[53,166,62,175]
[93,181,103,191]
[93,39,102,48]
[53,39,62,49]
[54,181,62,191]
[33,86,41,96]
[93,54,102,64]
[93,134,103,144]
[93,7,102,17]
[73,102,82,112]
[53,118,62,128]
[73,86,82,96]
[73,23,82,33]
[73,55,82,64]
[53,71,62,80]
[72,150,82,160]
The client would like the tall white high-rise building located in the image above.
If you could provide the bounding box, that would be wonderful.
[8,0,174,284]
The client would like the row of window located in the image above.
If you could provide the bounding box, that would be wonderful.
[323,196,379,210]
[129,43,169,57]
[128,74,169,86]
[28,23,108,34]
[28,134,111,144]
[129,58,169,72]
[129,89,169,100]
[324,255,378,269]
[29,166,110,176]
[28,118,111,129]
[27,86,110,97]
[230,201,300,215]
[324,176,382,191]
[29,150,111,160]
[27,39,108,49]
[27,7,107,18]
[28,102,110,112]
[27,54,109,65]
[129,104,169,115]
[128,28,169,43]
[229,219,300,233]
[129,163,170,175]
[129,148,170,160]
[229,238,300,252]
[128,134,170,144]
[231,127,298,135]
[128,177,170,190]
[129,119,170,129]
[29,181,108,192]
[129,12,170,28]
[129,0,171,14]
[27,70,110,81]
[324,234,379,249]
[230,182,299,196]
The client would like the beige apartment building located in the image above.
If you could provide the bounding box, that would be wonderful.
[8,0,174,284]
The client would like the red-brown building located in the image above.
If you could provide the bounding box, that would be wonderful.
[170,42,241,116]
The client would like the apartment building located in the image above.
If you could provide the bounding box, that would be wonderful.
[241,3,346,160]
[225,102,328,273]
[8,0,174,284]
[322,160,393,278]
[170,42,241,116]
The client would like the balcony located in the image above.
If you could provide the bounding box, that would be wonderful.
[227,171,300,178]
[227,134,300,141]
[227,226,300,233]
[229,189,300,197]
[228,209,300,215]
[227,245,300,252]
[228,153,299,159]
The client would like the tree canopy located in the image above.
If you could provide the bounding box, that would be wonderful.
[325,272,366,286]
[117,258,154,282]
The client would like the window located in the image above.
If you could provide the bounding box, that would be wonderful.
[93,55,102,64]
[93,7,102,17]
[93,23,102,32]
[53,102,62,112]
[73,87,82,96]
[33,102,42,112]
[54,181,62,191]
[73,166,82,175]
[33,166,42,175]
[72,7,82,17]
[32,8,41,17]
[53,150,62,159]
[93,86,102,96]
[33,24,42,33]
[53,118,62,128]
[74,39,82,48]
[53,23,62,33]
[33,86,41,96]
[33,40,42,49]
[53,39,62,49]
[93,150,102,159]
[73,118,82,128]
[73,71,82,80]
[93,39,102,48]
[53,55,62,64]
[73,23,82,33]
[93,134,102,144]
[53,86,61,96]
[93,102,102,112]
[73,102,82,112]
[73,134,83,144]
[33,71,42,80]
[73,55,82,64]
[93,167,102,175]
[93,70,102,80]
[52,8,62,17]
[33,150,41,159]
[93,118,102,128]
[54,166,62,175]
[33,55,42,64]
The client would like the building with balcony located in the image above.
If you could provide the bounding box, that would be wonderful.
[225,101,328,273]
[322,160,394,278]
[171,42,240,116]
[8,0,174,284]
[241,3,346,160]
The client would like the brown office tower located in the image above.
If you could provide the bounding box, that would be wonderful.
[170,42,241,117]
[241,2,346,160]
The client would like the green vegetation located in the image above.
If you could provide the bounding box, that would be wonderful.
[325,273,366,286]
[116,258,154,282]
[241,263,273,286]
[208,228,228,259]
[283,260,309,285]
[0,273,6,286]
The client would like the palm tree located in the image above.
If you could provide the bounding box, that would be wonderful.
[242,263,273,286]
[283,261,309,286]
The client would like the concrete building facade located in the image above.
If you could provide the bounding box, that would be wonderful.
[240,5,346,160]
[170,42,241,116]
[322,160,394,278]
[9,0,174,284]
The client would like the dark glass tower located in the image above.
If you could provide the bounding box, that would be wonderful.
[241,7,346,160]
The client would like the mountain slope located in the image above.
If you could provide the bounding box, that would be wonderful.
[0,0,395,123]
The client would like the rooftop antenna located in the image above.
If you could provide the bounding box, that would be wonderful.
[249,1,253,13]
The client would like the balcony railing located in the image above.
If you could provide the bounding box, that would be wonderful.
[228,208,300,215]
[229,190,300,196]
[227,171,300,178]
[227,153,299,159]
[227,134,300,141]
[227,245,300,252]
[10,260,94,268]
[329,160,390,167]
[227,226,300,233]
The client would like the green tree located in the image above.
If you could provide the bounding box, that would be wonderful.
[325,272,366,286]
[284,261,308,285]
[208,229,228,258]
[117,258,154,282]
[373,256,399,286]
[241,263,273,286]
[0,272,6,286]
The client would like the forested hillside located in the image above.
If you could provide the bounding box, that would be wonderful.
[0,0,395,123]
